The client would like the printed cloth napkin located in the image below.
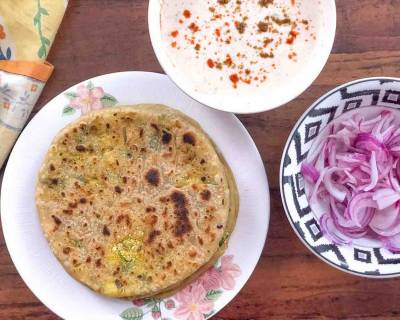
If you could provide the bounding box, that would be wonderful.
[0,0,68,168]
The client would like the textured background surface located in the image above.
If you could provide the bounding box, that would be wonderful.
[2,0,400,319]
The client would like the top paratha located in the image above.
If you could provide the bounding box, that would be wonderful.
[36,104,238,298]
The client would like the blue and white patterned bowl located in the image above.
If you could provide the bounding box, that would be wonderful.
[280,77,400,277]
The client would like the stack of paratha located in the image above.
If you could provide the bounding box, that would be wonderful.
[36,104,238,298]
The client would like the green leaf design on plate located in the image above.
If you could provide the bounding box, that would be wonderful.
[144,298,156,304]
[101,93,118,107]
[151,304,160,312]
[87,81,94,89]
[64,91,77,99]
[144,297,160,307]
[62,106,76,116]
[204,311,215,319]
[120,307,144,320]
[206,290,223,301]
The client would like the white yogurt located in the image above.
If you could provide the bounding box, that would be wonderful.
[160,0,325,97]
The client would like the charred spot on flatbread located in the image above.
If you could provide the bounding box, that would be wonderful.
[183,132,196,146]
[145,168,160,186]
[147,230,161,243]
[171,191,192,237]
[162,130,172,144]
[200,189,211,201]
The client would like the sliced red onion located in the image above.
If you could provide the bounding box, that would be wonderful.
[391,146,400,157]
[397,160,400,181]
[309,168,328,203]
[382,233,400,253]
[331,199,365,234]
[389,168,400,192]
[342,117,359,130]
[360,114,382,132]
[319,213,351,245]
[372,111,394,141]
[364,151,378,191]
[347,193,376,228]
[301,163,320,183]
[327,141,337,167]
[387,128,400,154]
[378,154,393,179]
[314,140,328,172]
[370,204,399,231]
[373,188,400,210]
[336,152,368,164]
[354,132,382,149]
[349,167,369,182]
[323,168,347,202]
[382,125,395,143]
[370,205,400,237]
[302,109,400,249]
[329,128,356,148]
[342,169,358,185]
[307,135,328,164]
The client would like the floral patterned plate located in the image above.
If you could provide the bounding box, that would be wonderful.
[1,72,269,319]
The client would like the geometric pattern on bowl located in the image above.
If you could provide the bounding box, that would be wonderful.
[280,77,400,277]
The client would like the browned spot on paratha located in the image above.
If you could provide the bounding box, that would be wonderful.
[147,230,161,243]
[183,132,196,146]
[162,130,172,144]
[200,189,211,201]
[75,145,86,152]
[145,168,160,186]
[51,215,62,225]
[102,225,110,236]
[171,191,192,237]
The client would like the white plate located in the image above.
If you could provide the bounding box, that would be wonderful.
[1,72,269,319]
[148,0,336,114]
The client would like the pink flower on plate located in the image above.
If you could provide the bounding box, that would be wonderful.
[70,84,105,114]
[132,298,146,306]
[218,255,241,290]
[174,283,214,320]
[165,299,176,310]
[198,267,222,291]
[152,310,161,319]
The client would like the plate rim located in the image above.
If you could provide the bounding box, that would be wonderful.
[148,0,337,114]
[1,71,270,318]
[279,76,400,278]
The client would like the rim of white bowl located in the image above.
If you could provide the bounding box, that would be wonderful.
[148,0,337,114]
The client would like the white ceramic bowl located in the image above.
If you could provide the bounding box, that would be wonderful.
[280,77,400,278]
[148,0,337,114]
